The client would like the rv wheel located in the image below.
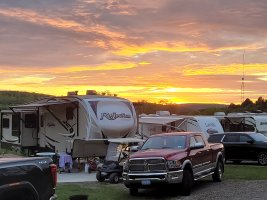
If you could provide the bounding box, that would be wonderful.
[96,171,105,182]
[109,173,120,184]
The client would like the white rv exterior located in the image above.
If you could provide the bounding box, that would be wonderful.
[216,112,267,136]
[0,94,137,157]
[139,111,224,139]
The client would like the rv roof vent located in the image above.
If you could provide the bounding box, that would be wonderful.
[139,113,147,117]
[156,111,170,116]
[67,91,78,96]
[214,112,225,116]
[86,90,97,95]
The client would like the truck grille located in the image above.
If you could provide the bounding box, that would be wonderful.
[129,158,166,172]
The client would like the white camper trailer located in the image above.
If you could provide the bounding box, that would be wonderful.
[139,111,224,139]
[216,112,267,136]
[0,93,137,157]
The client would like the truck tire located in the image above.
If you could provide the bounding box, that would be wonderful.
[212,161,223,182]
[129,187,138,196]
[109,173,120,184]
[181,169,193,196]
[258,152,267,166]
[96,171,105,182]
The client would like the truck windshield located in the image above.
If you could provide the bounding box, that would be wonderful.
[141,135,186,150]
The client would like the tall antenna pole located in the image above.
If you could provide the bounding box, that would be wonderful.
[241,50,245,104]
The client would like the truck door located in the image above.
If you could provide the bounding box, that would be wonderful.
[189,136,207,176]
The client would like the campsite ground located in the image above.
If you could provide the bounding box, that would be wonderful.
[57,164,267,200]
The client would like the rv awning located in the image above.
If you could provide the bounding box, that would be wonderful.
[10,99,77,109]
[139,117,183,125]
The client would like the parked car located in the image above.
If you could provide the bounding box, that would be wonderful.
[0,156,57,200]
[123,132,224,196]
[208,132,267,165]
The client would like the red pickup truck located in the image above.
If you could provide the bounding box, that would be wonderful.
[123,132,224,196]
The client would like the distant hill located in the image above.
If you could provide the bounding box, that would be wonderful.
[0,91,49,110]
[133,102,227,116]
[0,91,227,115]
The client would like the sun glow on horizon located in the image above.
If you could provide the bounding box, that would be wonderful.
[1,1,267,105]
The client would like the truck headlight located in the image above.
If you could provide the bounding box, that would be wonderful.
[123,159,129,172]
[167,160,181,169]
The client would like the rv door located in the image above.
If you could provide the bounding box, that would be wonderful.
[1,113,21,144]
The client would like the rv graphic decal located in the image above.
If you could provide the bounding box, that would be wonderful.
[100,112,131,120]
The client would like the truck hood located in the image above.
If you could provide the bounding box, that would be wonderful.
[130,148,187,160]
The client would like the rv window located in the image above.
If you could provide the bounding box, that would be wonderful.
[162,126,167,132]
[12,114,20,137]
[66,107,74,120]
[171,122,176,130]
[2,118,10,128]
[40,115,44,127]
[25,114,37,128]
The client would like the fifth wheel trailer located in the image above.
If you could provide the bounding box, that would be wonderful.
[215,112,267,136]
[139,111,224,139]
[0,92,137,157]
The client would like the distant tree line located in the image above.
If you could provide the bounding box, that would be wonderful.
[227,97,267,113]
[0,91,48,110]
[0,91,266,116]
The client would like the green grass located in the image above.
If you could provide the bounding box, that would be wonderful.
[0,147,25,156]
[56,183,141,200]
[224,164,267,180]
[56,164,267,200]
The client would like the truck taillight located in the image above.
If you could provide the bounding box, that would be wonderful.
[50,164,57,187]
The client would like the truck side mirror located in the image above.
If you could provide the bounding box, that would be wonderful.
[190,142,204,150]
[129,146,140,152]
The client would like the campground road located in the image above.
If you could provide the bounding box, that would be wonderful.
[180,179,267,200]
[118,179,267,199]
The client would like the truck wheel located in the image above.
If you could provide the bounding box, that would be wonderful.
[109,173,120,184]
[212,161,223,182]
[181,169,193,196]
[96,171,105,182]
[258,152,267,166]
[129,187,138,195]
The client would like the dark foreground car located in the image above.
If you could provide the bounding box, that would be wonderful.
[208,132,267,165]
[0,157,57,200]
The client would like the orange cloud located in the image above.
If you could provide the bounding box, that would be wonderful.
[110,41,208,56]
[0,8,125,39]
[182,63,267,76]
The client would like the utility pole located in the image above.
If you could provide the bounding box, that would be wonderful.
[241,50,245,104]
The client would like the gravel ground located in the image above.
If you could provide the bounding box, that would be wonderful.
[114,179,267,200]
[180,180,267,200]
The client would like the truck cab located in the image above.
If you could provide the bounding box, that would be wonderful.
[123,132,224,196]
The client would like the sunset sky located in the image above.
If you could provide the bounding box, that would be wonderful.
[1,0,267,104]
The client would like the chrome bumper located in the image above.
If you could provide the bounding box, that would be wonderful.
[49,194,57,200]
[123,170,183,185]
